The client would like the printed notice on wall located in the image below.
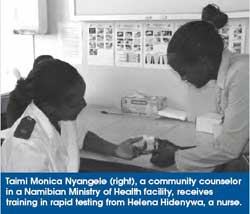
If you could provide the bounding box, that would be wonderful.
[87,23,114,66]
[219,21,246,54]
[115,23,143,67]
[57,22,83,64]
[144,22,175,68]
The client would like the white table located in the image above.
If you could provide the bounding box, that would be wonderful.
[79,105,214,172]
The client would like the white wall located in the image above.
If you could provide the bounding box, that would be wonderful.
[1,0,35,93]
[77,65,189,109]
[21,0,250,119]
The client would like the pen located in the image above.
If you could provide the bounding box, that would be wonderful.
[100,110,123,116]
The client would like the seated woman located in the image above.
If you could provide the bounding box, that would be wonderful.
[1,58,142,172]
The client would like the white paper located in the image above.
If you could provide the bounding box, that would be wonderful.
[158,107,187,121]
[196,113,223,134]
[87,23,114,65]
[115,23,143,67]
[57,22,83,64]
[219,22,246,54]
[144,22,175,68]
[230,23,246,54]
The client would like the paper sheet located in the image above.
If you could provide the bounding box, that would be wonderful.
[87,23,114,65]
[115,23,143,67]
[144,22,175,68]
[158,107,187,121]
[57,22,83,64]
[219,22,246,54]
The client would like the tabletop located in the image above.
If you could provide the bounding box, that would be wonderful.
[78,105,214,172]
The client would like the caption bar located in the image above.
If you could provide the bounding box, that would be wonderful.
[1,173,249,213]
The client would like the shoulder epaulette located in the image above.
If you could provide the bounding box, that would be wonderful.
[14,116,36,140]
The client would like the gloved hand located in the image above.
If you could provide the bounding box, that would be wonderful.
[150,138,195,167]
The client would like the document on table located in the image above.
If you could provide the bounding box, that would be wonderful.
[158,107,187,121]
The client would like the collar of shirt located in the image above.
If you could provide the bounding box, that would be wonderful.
[216,49,234,90]
[23,102,56,140]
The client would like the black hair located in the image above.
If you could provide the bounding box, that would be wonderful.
[167,4,228,88]
[7,59,85,127]
[202,4,228,29]
[29,59,85,108]
[7,55,54,127]
[32,55,54,68]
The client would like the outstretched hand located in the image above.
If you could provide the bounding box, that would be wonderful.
[115,136,145,160]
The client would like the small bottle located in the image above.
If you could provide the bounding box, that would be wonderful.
[143,135,155,151]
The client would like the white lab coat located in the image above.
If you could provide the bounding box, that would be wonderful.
[175,49,249,171]
[1,102,87,172]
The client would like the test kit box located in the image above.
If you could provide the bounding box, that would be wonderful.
[196,113,223,135]
[121,95,167,116]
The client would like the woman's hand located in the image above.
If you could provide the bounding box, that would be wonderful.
[150,138,178,167]
[115,136,145,160]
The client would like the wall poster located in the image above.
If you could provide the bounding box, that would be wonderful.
[144,22,175,68]
[58,22,83,64]
[87,23,114,65]
[115,23,143,67]
[220,22,246,54]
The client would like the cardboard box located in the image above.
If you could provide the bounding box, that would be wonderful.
[196,113,223,134]
[121,94,167,116]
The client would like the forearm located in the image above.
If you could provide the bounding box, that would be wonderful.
[175,138,241,172]
[176,100,249,171]
[82,131,118,156]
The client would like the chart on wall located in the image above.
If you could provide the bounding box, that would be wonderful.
[87,23,114,65]
[219,21,246,54]
[58,22,83,64]
[144,22,175,68]
[115,23,143,67]
[85,19,248,67]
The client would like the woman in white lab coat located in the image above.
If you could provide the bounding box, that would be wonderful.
[155,4,249,171]
[1,59,142,172]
